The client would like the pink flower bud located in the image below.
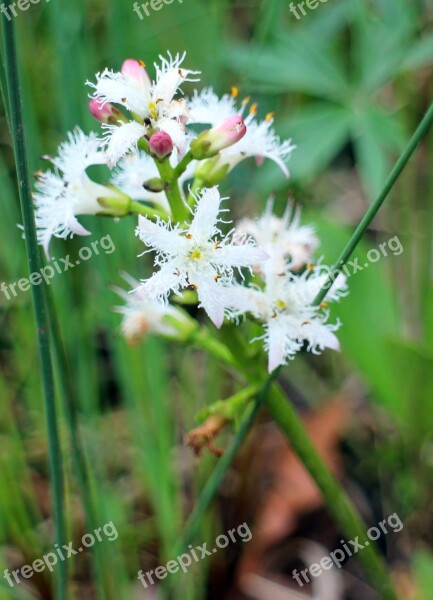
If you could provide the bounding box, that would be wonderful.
[89,99,128,125]
[149,131,174,160]
[89,99,115,123]
[190,115,246,160]
[214,115,247,145]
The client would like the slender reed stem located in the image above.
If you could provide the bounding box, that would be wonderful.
[44,284,109,599]
[314,101,433,305]
[0,16,67,600]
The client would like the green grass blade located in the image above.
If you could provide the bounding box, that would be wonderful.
[0,14,67,600]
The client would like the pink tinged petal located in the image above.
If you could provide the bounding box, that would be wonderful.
[136,215,187,255]
[67,215,92,236]
[262,152,289,177]
[302,321,341,353]
[267,320,287,373]
[121,59,152,91]
[323,329,340,351]
[189,187,221,241]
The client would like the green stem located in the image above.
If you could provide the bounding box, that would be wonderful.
[191,327,238,367]
[0,15,67,600]
[266,386,398,600]
[155,158,189,221]
[44,284,109,599]
[314,101,433,305]
[129,199,169,221]
[173,150,194,178]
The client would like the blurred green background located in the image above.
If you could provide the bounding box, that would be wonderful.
[1,0,433,598]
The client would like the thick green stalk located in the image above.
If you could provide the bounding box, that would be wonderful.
[266,386,397,600]
[155,158,190,221]
[0,15,67,600]
[314,101,433,305]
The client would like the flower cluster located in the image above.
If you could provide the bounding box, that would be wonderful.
[33,51,346,372]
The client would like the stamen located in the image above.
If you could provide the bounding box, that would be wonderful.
[265,112,275,122]
[249,103,258,116]
[231,86,239,99]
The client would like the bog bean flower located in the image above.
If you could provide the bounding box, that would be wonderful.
[32,49,347,377]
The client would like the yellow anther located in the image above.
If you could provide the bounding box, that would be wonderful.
[138,60,146,68]
[214,274,221,282]
[320,302,328,308]
[241,96,251,106]
[190,250,203,260]
[249,102,258,116]
[306,263,314,270]
[147,101,158,120]
[184,233,193,239]
[265,112,275,122]
[231,86,239,98]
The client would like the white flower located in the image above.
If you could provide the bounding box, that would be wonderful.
[33,128,122,255]
[227,267,347,372]
[87,53,200,165]
[135,186,269,327]
[188,88,295,176]
[114,274,191,343]
[237,199,319,273]
[188,87,238,124]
